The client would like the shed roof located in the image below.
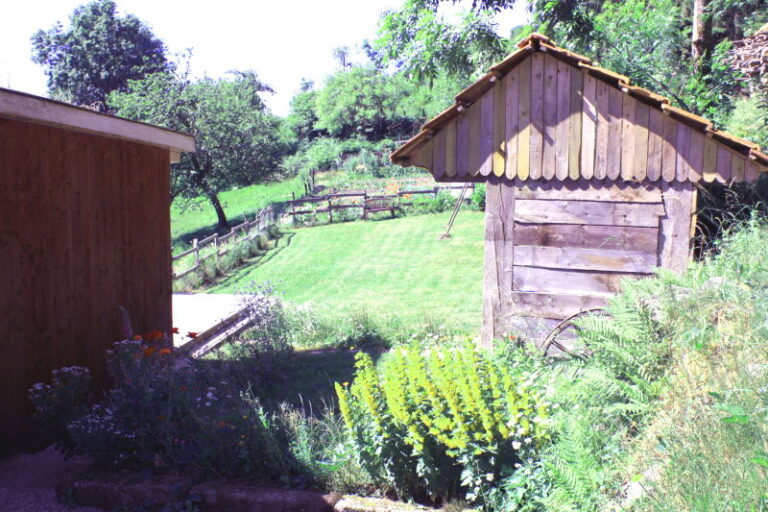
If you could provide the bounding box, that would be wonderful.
[392,34,768,182]
[0,87,195,153]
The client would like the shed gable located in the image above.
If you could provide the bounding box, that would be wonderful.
[395,35,767,185]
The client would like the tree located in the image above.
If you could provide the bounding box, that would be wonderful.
[109,70,288,230]
[31,0,171,107]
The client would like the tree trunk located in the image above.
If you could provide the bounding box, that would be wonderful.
[206,190,229,231]
[692,0,710,73]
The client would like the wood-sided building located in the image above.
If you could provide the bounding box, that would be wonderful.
[391,34,768,345]
[0,88,195,452]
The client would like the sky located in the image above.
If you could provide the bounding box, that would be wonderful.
[0,0,528,117]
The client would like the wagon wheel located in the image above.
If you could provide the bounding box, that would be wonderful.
[540,308,609,359]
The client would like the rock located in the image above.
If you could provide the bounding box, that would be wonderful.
[71,474,196,511]
[189,481,335,512]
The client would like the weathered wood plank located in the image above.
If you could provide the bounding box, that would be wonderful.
[504,67,520,179]
[632,101,649,180]
[646,108,663,181]
[482,178,516,346]
[659,180,694,272]
[509,291,609,319]
[620,93,637,180]
[715,144,731,184]
[515,245,656,273]
[513,266,639,297]
[529,52,545,180]
[607,87,623,180]
[445,120,457,177]
[661,114,678,182]
[745,160,759,183]
[568,68,584,180]
[731,152,745,182]
[468,99,482,176]
[517,57,532,180]
[432,129,446,179]
[675,122,692,182]
[688,129,704,182]
[580,74,598,179]
[594,79,610,180]
[542,54,558,180]
[493,81,506,177]
[410,139,434,170]
[514,222,659,253]
[702,137,717,183]
[456,111,470,177]
[555,59,571,181]
[512,178,662,202]
[515,199,664,227]
[479,90,494,176]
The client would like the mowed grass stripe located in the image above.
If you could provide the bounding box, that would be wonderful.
[210,212,485,329]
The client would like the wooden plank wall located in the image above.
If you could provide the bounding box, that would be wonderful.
[429,54,765,184]
[0,118,172,453]
[482,177,685,343]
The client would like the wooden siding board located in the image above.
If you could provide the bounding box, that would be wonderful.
[731,152,745,182]
[688,129,705,182]
[745,160,759,183]
[702,137,717,183]
[492,82,506,176]
[647,108,664,181]
[675,122,692,182]
[445,121,457,177]
[514,266,645,297]
[529,52,545,180]
[555,59,571,181]
[514,199,664,227]
[514,222,659,253]
[509,291,609,319]
[659,180,694,272]
[620,93,637,180]
[661,114,678,182]
[568,68,584,180]
[512,178,662,202]
[594,79,610,180]
[517,57,532,180]
[515,245,656,273]
[456,113,470,177]
[607,87,623,180]
[504,67,520,179]
[469,100,482,177]
[580,73,598,179]
[479,91,494,176]
[432,129,446,179]
[632,101,649,180]
[542,54,558,180]
[715,145,731,184]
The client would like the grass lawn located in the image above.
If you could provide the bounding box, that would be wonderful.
[171,177,305,251]
[209,212,485,330]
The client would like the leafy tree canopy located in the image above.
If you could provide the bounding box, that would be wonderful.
[109,69,288,229]
[31,0,171,107]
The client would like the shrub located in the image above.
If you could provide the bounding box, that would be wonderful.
[28,366,91,452]
[470,184,486,211]
[335,343,550,505]
[410,191,456,215]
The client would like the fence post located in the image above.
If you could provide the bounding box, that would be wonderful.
[193,238,200,270]
[328,198,333,223]
[213,234,219,265]
[434,186,439,199]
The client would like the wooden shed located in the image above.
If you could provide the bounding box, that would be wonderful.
[0,88,195,452]
[391,34,768,345]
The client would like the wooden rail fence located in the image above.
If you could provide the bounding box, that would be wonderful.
[172,205,277,279]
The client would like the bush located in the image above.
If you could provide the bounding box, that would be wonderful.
[335,343,550,505]
[28,366,91,452]
[409,191,456,215]
[471,184,486,211]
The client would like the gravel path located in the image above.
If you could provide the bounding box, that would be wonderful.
[0,447,101,512]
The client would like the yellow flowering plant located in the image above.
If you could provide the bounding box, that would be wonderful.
[335,342,550,505]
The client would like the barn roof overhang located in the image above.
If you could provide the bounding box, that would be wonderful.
[392,33,768,177]
[0,87,195,154]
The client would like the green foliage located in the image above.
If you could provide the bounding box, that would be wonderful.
[28,366,91,452]
[726,96,768,150]
[31,0,171,106]
[409,190,457,214]
[471,183,486,211]
[110,69,288,229]
[336,343,550,505]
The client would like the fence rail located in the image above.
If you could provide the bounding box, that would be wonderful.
[172,205,276,279]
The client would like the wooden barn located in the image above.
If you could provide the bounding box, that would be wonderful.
[0,88,195,452]
[391,34,768,345]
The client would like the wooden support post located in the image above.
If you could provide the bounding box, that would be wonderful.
[328,198,333,223]
[193,238,200,270]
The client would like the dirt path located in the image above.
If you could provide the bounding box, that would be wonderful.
[0,447,101,511]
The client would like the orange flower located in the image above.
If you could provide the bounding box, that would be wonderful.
[179,385,189,392]
[171,327,179,334]
[157,415,166,422]
[217,421,227,428]
[133,334,143,341]
[146,330,164,341]
[143,346,156,357]
[187,332,198,339]
[159,348,172,355]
